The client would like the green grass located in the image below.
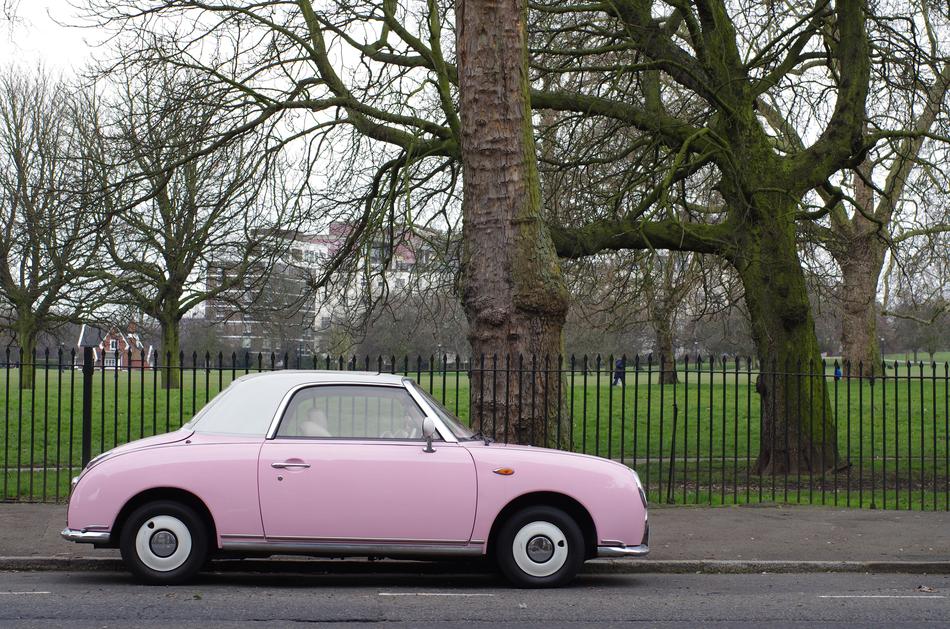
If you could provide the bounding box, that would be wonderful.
[633,457,950,511]
[2,363,948,508]
[0,365,241,501]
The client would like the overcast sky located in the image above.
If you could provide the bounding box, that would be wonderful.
[1,1,96,72]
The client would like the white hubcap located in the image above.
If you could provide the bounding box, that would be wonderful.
[512,521,569,578]
[134,515,193,572]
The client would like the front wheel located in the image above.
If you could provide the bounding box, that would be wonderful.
[495,506,585,588]
[119,500,208,585]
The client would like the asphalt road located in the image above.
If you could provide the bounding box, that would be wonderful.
[1,570,948,627]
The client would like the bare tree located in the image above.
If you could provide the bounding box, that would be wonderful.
[352,289,468,360]
[77,1,950,466]
[0,69,102,388]
[760,3,950,368]
[1,1,19,23]
[90,66,297,388]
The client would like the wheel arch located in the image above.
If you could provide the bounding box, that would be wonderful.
[486,491,597,559]
[111,487,217,550]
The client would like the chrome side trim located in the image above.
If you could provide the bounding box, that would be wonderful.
[596,544,649,558]
[220,540,484,558]
[266,535,471,544]
[61,528,111,544]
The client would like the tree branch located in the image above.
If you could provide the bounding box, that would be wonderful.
[549,217,734,259]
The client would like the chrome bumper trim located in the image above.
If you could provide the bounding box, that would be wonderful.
[596,544,649,558]
[221,540,484,558]
[61,528,111,544]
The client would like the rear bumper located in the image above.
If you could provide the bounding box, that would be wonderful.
[596,543,649,558]
[61,528,111,545]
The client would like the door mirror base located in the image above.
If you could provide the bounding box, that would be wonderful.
[422,417,436,453]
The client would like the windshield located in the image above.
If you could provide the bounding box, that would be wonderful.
[415,386,475,439]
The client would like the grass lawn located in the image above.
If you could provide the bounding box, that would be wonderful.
[2,361,948,508]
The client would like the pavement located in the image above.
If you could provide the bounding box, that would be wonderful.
[2,503,950,574]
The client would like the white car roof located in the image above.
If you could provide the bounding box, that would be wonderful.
[232,370,409,387]
[187,370,414,436]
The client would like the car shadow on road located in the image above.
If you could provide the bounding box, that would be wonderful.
[65,566,639,590]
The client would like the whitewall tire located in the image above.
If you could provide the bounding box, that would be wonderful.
[496,506,585,588]
[120,500,208,585]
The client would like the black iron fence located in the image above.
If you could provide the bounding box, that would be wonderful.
[1,347,947,511]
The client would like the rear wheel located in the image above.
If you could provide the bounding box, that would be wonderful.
[495,506,585,588]
[119,500,208,585]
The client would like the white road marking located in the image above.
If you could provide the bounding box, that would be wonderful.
[378,592,494,597]
[0,592,51,595]
[818,595,945,599]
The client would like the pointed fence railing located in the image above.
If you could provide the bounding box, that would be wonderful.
[1,347,947,510]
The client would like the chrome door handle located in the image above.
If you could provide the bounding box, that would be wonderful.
[271,462,311,469]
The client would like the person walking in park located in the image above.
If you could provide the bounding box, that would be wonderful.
[612,357,625,386]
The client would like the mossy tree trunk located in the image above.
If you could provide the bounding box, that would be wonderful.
[553,165,848,473]
[732,191,840,475]
[159,317,181,390]
[457,0,570,446]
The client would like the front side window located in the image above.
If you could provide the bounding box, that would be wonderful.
[414,385,475,440]
[276,385,428,440]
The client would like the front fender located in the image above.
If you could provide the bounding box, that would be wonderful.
[67,435,264,546]
[465,445,646,548]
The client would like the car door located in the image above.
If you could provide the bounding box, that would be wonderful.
[257,383,477,544]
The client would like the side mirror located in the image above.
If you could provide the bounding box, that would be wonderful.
[422,417,436,453]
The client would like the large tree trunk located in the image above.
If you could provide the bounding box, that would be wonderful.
[457,0,570,446]
[159,318,181,390]
[837,233,885,369]
[733,197,840,475]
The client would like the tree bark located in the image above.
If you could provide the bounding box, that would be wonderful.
[15,320,37,391]
[159,318,181,390]
[652,298,679,385]
[733,196,840,474]
[457,0,570,446]
[837,232,885,369]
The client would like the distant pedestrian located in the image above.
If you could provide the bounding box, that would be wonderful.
[612,357,625,386]
[833,364,842,382]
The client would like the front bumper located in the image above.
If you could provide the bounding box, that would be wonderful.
[596,543,649,558]
[61,528,111,544]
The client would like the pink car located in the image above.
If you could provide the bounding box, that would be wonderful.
[63,372,648,587]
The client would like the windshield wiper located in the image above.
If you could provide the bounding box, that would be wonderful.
[469,431,492,446]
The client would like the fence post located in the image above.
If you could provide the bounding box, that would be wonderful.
[81,346,94,467]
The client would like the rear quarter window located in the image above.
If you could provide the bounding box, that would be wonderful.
[189,378,285,436]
